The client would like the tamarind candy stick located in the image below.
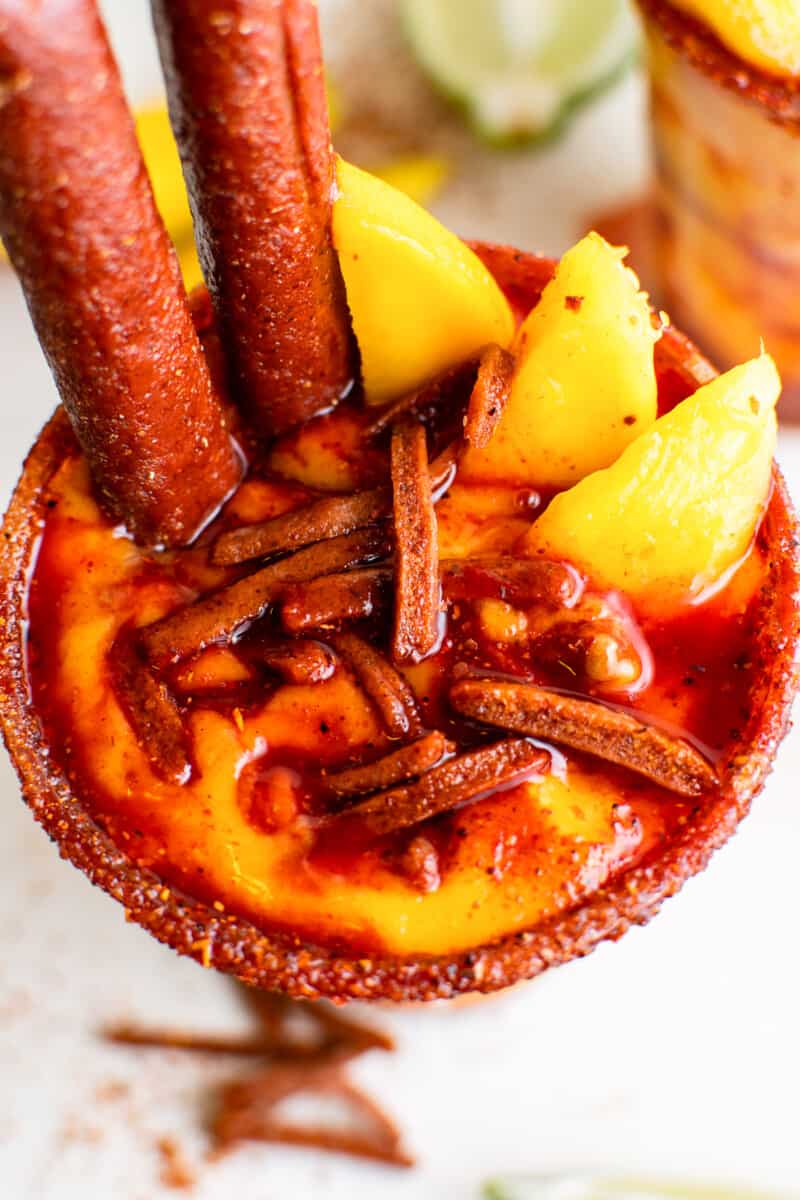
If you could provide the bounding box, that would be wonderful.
[281,556,579,635]
[449,678,718,797]
[280,567,393,633]
[335,739,549,837]
[0,0,240,547]
[152,0,354,435]
[215,440,461,569]
[390,419,440,664]
[365,358,479,438]
[141,527,388,667]
[324,731,451,799]
[331,632,422,740]
[212,487,389,566]
[110,635,191,784]
[463,344,515,450]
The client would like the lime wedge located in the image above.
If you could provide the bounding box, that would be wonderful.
[402,0,639,145]
[484,1175,793,1200]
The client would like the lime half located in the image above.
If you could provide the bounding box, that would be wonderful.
[402,0,639,146]
[484,1176,793,1200]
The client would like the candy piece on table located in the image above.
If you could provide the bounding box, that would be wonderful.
[390,418,440,664]
[461,233,659,488]
[332,157,514,404]
[523,354,779,610]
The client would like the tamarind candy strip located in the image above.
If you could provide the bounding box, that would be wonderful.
[442,557,584,608]
[449,678,718,798]
[336,739,549,837]
[331,632,422,740]
[324,731,451,798]
[365,358,479,438]
[152,0,354,435]
[0,0,240,547]
[280,567,392,633]
[212,487,389,566]
[281,555,580,635]
[212,444,462,568]
[214,443,462,570]
[463,344,515,450]
[213,437,461,569]
[141,527,388,667]
[110,635,191,784]
[248,637,336,684]
[390,419,440,664]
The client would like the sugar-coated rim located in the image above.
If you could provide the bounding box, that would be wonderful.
[637,0,800,129]
[1,244,798,1001]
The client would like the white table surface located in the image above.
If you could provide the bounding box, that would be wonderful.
[1,4,798,1198]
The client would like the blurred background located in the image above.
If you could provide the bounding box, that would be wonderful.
[0,2,798,1197]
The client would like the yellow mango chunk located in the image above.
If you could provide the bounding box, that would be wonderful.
[332,157,514,404]
[136,105,193,241]
[673,0,800,77]
[461,233,659,489]
[523,354,779,610]
[371,154,450,207]
[135,105,204,291]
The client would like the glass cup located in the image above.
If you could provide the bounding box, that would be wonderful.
[637,0,800,420]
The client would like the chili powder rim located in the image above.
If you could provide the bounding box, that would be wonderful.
[638,0,800,130]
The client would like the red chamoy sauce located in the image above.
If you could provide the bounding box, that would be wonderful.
[23,290,768,961]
